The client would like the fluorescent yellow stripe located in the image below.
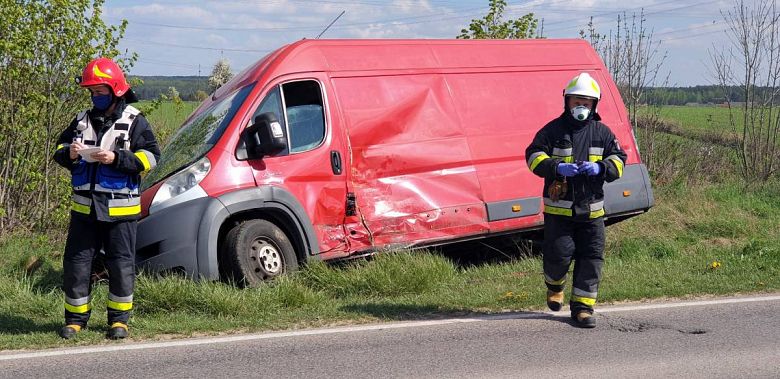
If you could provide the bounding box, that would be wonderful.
[571,295,596,306]
[72,202,91,214]
[543,206,573,217]
[589,208,605,219]
[529,153,550,171]
[107,300,133,311]
[108,204,141,217]
[110,322,128,330]
[64,302,91,314]
[57,143,67,151]
[134,151,151,172]
[552,155,574,163]
[93,64,113,79]
[588,155,602,162]
[609,158,624,177]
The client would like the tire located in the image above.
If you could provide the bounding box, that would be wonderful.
[221,219,299,287]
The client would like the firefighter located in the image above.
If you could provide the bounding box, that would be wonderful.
[52,57,160,339]
[524,72,626,328]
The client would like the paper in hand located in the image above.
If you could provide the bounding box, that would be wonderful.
[77,147,102,162]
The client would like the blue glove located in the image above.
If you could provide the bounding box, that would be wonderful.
[557,163,579,177]
[578,161,601,176]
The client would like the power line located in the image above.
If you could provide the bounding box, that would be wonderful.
[123,37,273,53]
[109,4,487,32]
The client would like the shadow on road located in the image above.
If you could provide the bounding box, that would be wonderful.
[339,302,576,327]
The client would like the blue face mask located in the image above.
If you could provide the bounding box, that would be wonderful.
[91,93,113,110]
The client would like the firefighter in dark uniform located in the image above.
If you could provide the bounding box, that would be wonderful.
[53,57,160,339]
[525,72,626,328]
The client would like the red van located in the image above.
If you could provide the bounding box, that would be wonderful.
[136,39,653,285]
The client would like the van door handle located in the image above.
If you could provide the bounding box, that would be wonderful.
[330,150,342,175]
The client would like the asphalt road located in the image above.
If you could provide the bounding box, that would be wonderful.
[2,294,779,378]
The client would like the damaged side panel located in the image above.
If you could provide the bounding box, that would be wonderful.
[333,74,489,250]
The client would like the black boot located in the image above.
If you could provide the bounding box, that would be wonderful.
[572,311,596,328]
[59,324,84,339]
[107,322,128,339]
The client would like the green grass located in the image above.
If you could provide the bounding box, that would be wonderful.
[653,105,737,134]
[1,178,778,350]
[139,100,199,146]
[1,104,778,350]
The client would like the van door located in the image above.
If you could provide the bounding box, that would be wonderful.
[246,76,350,257]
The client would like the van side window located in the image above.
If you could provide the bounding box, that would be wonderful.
[281,80,325,153]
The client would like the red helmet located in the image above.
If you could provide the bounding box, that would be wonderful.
[79,57,130,97]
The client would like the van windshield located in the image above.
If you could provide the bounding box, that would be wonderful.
[142,83,255,190]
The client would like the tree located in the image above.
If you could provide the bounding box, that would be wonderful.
[581,12,668,174]
[710,0,780,182]
[0,0,131,232]
[195,90,208,102]
[457,0,539,39]
[208,58,233,92]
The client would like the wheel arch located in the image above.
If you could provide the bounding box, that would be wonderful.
[200,186,321,281]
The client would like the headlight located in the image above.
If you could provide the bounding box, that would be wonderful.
[150,157,211,213]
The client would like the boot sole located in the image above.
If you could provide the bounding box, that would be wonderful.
[546,301,563,311]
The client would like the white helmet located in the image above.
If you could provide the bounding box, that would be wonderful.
[563,72,601,100]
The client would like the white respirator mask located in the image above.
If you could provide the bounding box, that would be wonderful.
[570,105,591,121]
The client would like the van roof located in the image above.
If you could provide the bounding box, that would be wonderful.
[215,38,603,99]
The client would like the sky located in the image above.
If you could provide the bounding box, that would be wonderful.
[104,0,741,87]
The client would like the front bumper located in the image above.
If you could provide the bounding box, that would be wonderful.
[136,196,228,280]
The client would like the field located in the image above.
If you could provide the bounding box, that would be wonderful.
[0,104,778,350]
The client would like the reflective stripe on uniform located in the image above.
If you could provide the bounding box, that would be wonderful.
[107,293,133,311]
[588,147,604,163]
[134,149,157,172]
[571,294,597,306]
[545,274,566,286]
[590,201,604,212]
[65,295,91,314]
[551,148,574,164]
[74,184,91,191]
[95,184,139,195]
[552,147,572,156]
[588,147,604,156]
[71,194,92,214]
[544,198,573,208]
[57,143,69,151]
[543,197,574,216]
[589,209,605,219]
[108,197,141,217]
[528,151,550,171]
[573,287,598,299]
[606,154,624,177]
[544,206,573,217]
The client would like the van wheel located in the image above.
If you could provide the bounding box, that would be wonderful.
[221,219,299,287]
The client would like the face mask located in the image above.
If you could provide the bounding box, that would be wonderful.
[570,105,591,121]
[91,93,113,110]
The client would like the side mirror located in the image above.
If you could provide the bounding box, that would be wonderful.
[243,112,287,159]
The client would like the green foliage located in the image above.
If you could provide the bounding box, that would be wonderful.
[0,0,131,233]
[457,0,539,39]
[131,76,209,101]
